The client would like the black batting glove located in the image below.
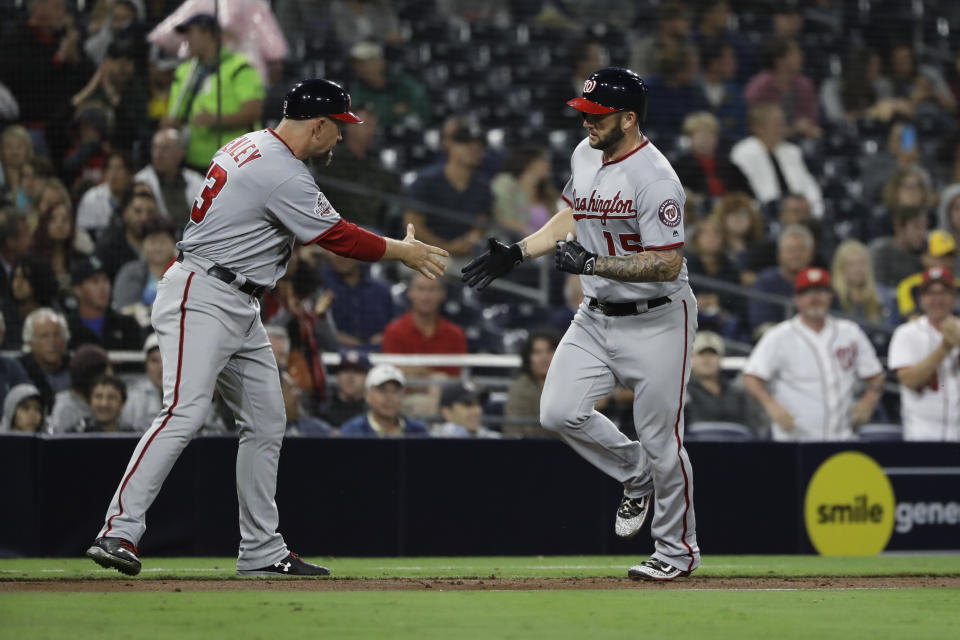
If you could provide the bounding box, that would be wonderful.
[555,239,597,275]
[461,237,523,290]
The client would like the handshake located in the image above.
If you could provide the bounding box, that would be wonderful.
[461,234,596,290]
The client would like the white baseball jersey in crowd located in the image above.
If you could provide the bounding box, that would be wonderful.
[561,137,688,301]
[744,316,883,440]
[888,316,960,441]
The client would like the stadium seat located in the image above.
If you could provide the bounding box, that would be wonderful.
[857,423,903,442]
[685,421,755,442]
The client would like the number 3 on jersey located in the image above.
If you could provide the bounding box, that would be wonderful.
[191,163,228,223]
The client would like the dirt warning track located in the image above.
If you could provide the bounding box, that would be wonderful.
[2,575,959,592]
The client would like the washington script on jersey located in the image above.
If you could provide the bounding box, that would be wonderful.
[571,189,638,222]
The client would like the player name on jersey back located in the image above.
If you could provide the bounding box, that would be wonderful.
[178,129,343,289]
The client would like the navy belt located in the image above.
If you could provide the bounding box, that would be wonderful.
[177,252,267,298]
[588,296,670,316]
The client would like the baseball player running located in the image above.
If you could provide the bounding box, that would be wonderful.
[462,67,699,581]
[86,79,448,577]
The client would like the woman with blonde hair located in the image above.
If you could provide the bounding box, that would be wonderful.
[0,125,35,212]
[706,192,765,280]
[831,239,891,327]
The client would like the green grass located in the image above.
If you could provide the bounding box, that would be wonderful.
[2,554,960,580]
[1,589,959,640]
[3,556,959,639]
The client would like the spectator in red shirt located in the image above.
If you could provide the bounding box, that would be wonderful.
[382,273,467,378]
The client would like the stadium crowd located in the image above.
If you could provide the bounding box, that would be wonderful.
[1,0,960,441]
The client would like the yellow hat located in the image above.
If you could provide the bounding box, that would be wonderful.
[927,230,957,257]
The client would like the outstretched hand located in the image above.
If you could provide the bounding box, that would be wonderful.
[401,223,449,279]
[461,237,523,290]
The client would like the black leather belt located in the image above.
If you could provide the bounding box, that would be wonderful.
[588,296,670,316]
[177,252,267,298]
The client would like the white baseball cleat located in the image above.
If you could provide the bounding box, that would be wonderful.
[614,493,651,539]
[627,557,690,581]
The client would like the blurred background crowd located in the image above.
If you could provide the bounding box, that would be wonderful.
[2,0,960,441]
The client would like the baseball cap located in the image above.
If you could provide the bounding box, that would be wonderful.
[364,364,405,389]
[927,230,957,257]
[349,41,384,61]
[339,349,371,373]
[175,13,219,33]
[449,119,486,143]
[440,381,481,408]
[919,266,956,293]
[692,331,724,356]
[71,256,107,286]
[794,267,832,293]
[143,333,159,355]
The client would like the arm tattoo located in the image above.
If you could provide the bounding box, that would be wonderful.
[518,240,530,261]
[594,249,683,283]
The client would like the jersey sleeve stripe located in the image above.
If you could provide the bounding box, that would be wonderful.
[644,242,684,251]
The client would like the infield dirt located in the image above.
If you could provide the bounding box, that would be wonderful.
[3,575,958,592]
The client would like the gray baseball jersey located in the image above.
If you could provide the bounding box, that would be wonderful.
[561,137,688,302]
[179,128,343,287]
[542,135,700,574]
[93,128,349,572]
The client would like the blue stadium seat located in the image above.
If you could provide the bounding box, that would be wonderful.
[685,421,755,442]
[857,423,903,442]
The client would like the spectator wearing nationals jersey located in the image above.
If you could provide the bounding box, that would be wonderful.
[322,252,394,349]
[340,364,429,438]
[743,267,885,441]
[65,256,142,351]
[748,224,815,333]
[888,267,960,441]
[403,119,491,259]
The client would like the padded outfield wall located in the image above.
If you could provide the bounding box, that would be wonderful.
[0,435,957,557]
